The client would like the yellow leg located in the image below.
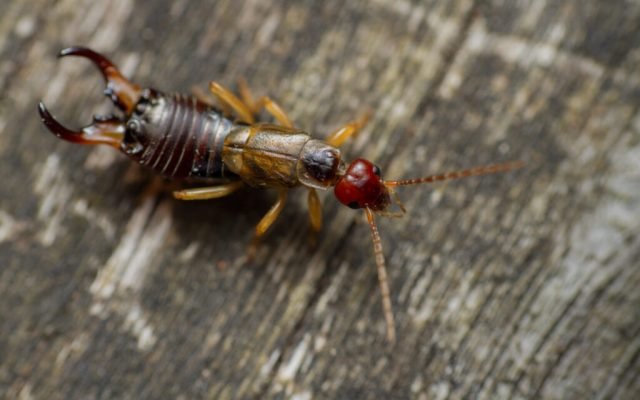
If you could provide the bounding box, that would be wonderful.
[307,189,322,233]
[256,97,294,128]
[254,189,288,239]
[209,81,256,124]
[238,78,262,115]
[325,111,371,148]
[238,78,294,128]
[247,189,288,260]
[237,78,254,110]
[173,181,243,200]
[192,85,234,115]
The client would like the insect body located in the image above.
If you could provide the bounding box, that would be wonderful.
[39,47,522,343]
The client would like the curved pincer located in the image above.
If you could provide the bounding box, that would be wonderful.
[38,102,125,148]
[58,47,142,113]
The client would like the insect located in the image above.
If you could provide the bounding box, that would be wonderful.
[38,47,522,343]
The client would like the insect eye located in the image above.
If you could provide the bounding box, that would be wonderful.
[373,165,381,177]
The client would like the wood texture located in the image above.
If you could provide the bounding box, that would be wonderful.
[1,1,639,399]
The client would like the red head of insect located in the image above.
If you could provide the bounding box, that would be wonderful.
[332,157,524,343]
[334,159,391,211]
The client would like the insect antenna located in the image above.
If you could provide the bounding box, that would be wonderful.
[384,160,524,187]
[364,207,396,343]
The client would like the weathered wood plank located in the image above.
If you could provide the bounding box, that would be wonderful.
[1,1,639,399]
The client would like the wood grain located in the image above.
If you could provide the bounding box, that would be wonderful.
[1,1,639,399]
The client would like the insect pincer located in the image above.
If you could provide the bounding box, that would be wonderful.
[57,47,142,113]
[37,47,144,149]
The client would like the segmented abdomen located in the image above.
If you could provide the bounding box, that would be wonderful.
[135,93,235,180]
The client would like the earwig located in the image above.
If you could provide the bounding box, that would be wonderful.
[38,47,523,343]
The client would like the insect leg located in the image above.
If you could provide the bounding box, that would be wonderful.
[238,78,294,128]
[192,85,230,110]
[325,111,371,148]
[247,188,288,259]
[173,181,244,200]
[209,82,256,124]
[307,188,323,232]
[255,188,288,238]
[255,97,294,128]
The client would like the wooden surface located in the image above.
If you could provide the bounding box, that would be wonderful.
[2,1,639,399]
